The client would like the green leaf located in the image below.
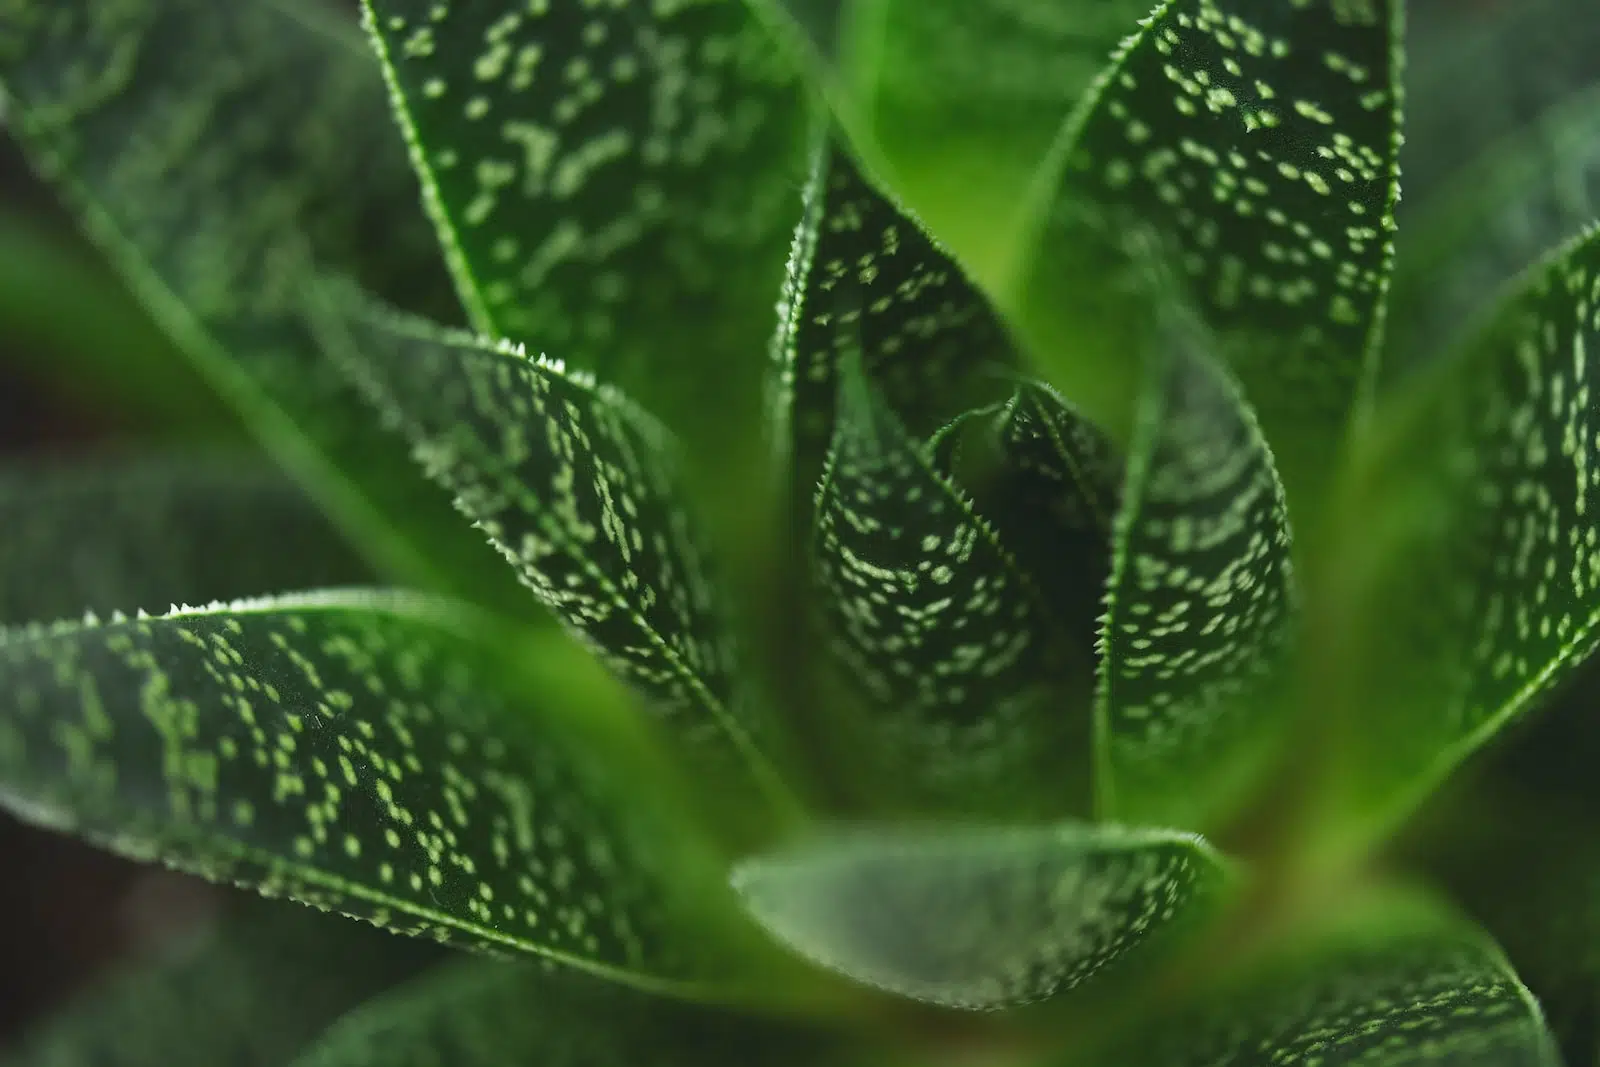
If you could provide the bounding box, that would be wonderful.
[290,957,851,1067]
[359,0,810,454]
[1096,319,1295,830]
[2,897,436,1067]
[771,138,1016,514]
[752,0,1150,284]
[0,591,754,995]
[731,821,1227,1010]
[811,359,1090,815]
[0,453,368,626]
[1315,225,1600,840]
[1387,75,1600,379]
[0,0,520,614]
[308,300,800,823]
[1089,889,1560,1067]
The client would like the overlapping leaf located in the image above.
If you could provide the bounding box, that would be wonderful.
[732,821,1227,1010]
[0,453,368,625]
[1089,890,1560,1067]
[0,0,520,612]
[811,360,1087,814]
[311,302,794,817]
[1318,226,1600,837]
[290,957,849,1067]
[1,898,437,1067]
[771,139,1016,508]
[0,592,752,993]
[360,0,809,451]
[1097,321,1295,829]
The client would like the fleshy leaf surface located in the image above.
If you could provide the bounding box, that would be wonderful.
[290,957,849,1067]
[811,361,1087,814]
[0,591,747,993]
[1090,890,1559,1067]
[732,821,1226,1010]
[1,897,436,1067]
[312,302,794,816]
[1319,225,1600,835]
[1097,323,1295,829]
[360,0,809,449]
[0,453,368,626]
[0,0,520,612]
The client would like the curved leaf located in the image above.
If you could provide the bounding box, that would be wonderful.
[310,301,799,822]
[732,821,1227,1011]
[0,591,754,996]
[1090,890,1560,1067]
[771,139,1015,513]
[1097,321,1295,830]
[359,0,809,451]
[0,0,520,613]
[1318,225,1600,838]
[0,453,368,626]
[1,898,436,1067]
[290,957,850,1067]
[812,360,1089,815]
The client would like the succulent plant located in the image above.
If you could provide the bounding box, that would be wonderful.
[0,0,1598,1064]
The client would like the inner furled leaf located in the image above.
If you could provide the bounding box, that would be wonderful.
[3,897,437,1067]
[0,0,523,614]
[360,0,808,451]
[751,0,1154,281]
[0,592,763,994]
[811,360,1091,816]
[0,452,370,626]
[1316,225,1600,844]
[1012,0,1403,510]
[290,956,849,1067]
[772,138,1017,520]
[312,301,797,821]
[1097,319,1296,831]
[947,382,1122,658]
[1386,80,1600,380]
[1088,889,1560,1067]
[732,822,1228,1011]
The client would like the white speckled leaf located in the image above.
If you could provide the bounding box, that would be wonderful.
[1321,226,1600,834]
[1097,320,1296,829]
[754,0,1152,280]
[812,360,1088,813]
[290,956,850,1067]
[1,898,435,1067]
[0,0,520,613]
[313,301,793,814]
[0,453,369,627]
[0,591,743,993]
[771,139,1017,512]
[1016,0,1403,506]
[360,0,808,444]
[1090,890,1560,1067]
[731,821,1228,1011]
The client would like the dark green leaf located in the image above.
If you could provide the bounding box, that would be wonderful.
[811,360,1089,815]
[1316,225,1600,839]
[1090,890,1560,1067]
[771,138,1016,514]
[732,821,1228,1010]
[1014,0,1403,505]
[359,0,810,452]
[309,301,800,823]
[2,897,436,1067]
[0,0,520,613]
[0,453,368,626]
[290,955,851,1067]
[0,592,757,994]
[1097,321,1295,830]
